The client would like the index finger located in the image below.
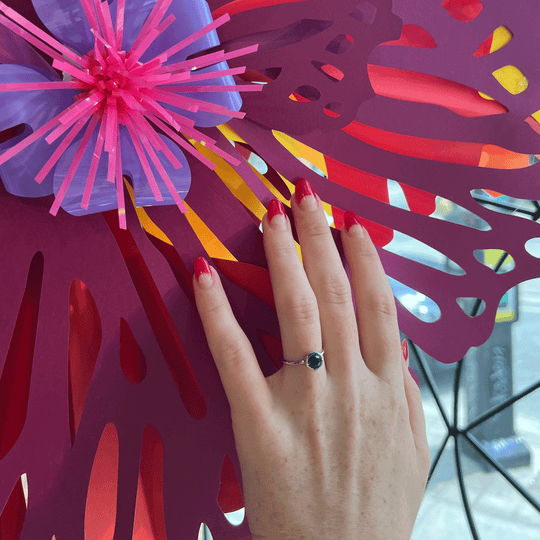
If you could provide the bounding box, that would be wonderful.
[192,257,273,416]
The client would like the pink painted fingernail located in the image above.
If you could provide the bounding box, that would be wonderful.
[401,339,409,363]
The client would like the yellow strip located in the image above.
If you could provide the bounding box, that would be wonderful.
[124,175,235,262]
[216,123,248,144]
[478,91,494,101]
[191,129,309,264]
[124,177,173,246]
[181,198,237,262]
[272,130,328,178]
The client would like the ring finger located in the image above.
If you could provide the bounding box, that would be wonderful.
[262,195,325,394]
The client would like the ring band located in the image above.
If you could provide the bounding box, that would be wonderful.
[281,349,325,370]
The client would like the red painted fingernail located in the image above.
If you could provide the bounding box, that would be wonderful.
[409,366,420,387]
[344,210,364,234]
[267,198,287,227]
[295,177,317,209]
[401,339,409,363]
[194,257,213,288]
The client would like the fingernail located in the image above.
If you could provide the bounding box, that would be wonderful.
[267,198,287,229]
[409,366,420,387]
[295,178,318,210]
[401,339,409,364]
[344,210,364,234]
[194,257,213,288]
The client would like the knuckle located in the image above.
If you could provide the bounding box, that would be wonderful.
[200,297,223,319]
[285,295,320,327]
[365,291,398,322]
[305,220,331,241]
[270,235,296,257]
[219,339,251,369]
[318,273,353,307]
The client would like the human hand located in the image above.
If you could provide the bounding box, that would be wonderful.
[192,177,431,540]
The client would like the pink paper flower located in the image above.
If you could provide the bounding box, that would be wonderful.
[0,0,261,228]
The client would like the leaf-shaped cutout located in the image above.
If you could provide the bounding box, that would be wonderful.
[198,524,212,539]
[241,67,282,85]
[442,0,483,22]
[211,258,276,311]
[473,188,539,217]
[367,65,508,117]
[0,123,25,145]
[323,102,343,118]
[387,276,441,323]
[103,211,207,420]
[431,195,490,231]
[349,2,378,25]
[525,238,540,258]
[119,318,147,384]
[381,24,437,48]
[133,425,166,540]
[258,67,282,81]
[297,157,327,177]
[343,120,531,170]
[0,476,26,539]
[234,140,292,200]
[0,252,43,460]
[326,33,354,54]
[85,423,118,540]
[474,249,516,273]
[492,65,529,95]
[457,297,486,316]
[311,61,344,82]
[272,130,328,182]
[473,26,513,58]
[247,151,269,174]
[290,85,321,102]
[385,229,465,275]
[68,280,102,445]
[218,455,244,522]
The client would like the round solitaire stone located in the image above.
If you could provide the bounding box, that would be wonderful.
[307,352,323,370]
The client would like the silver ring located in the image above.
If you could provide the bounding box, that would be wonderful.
[281,349,325,371]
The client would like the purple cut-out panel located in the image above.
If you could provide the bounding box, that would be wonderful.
[1,1,540,539]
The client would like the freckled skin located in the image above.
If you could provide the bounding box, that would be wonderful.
[232,369,429,540]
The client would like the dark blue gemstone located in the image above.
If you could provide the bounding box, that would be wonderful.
[307,352,323,370]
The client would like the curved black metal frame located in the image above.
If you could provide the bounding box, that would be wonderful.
[408,196,540,539]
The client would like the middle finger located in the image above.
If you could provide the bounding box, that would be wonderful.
[290,177,362,377]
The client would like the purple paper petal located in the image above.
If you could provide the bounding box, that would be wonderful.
[31,0,95,56]
[0,23,58,78]
[123,130,192,208]
[53,126,191,215]
[138,0,242,127]
[0,64,79,197]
